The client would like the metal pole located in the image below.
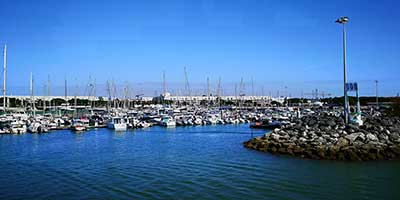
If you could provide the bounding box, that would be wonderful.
[343,23,349,124]
[375,80,379,110]
[3,45,6,113]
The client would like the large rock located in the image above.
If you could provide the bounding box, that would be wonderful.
[336,137,349,147]
[390,133,400,142]
[345,132,365,143]
[270,133,280,141]
[366,133,378,142]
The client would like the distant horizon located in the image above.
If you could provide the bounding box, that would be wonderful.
[4,79,399,98]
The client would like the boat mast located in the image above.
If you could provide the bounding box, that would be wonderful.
[87,75,92,111]
[93,79,96,109]
[239,78,244,110]
[30,72,35,117]
[162,70,166,95]
[162,70,166,106]
[184,66,191,105]
[64,75,68,103]
[43,83,46,113]
[217,77,221,109]
[48,75,51,111]
[251,77,254,109]
[74,79,78,117]
[207,77,210,108]
[3,45,6,113]
[234,83,238,109]
[106,80,111,112]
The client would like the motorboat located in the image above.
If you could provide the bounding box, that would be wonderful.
[28,122,49,133]
[160,115,176,127]
[250,119,282,129]
[107,117,127,131]
[71,118,89,132]
[10,120,27,134]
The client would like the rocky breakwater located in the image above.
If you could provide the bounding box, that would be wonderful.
[244,114,400,161]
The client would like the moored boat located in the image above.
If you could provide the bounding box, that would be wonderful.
[107,117,127,131]
[160,115,176,127]
[250,119,282,129]
[71,118,89,132]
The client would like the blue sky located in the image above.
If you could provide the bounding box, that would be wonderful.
[0,0,399,97]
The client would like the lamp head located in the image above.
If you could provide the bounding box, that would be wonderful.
[335,16,349,24]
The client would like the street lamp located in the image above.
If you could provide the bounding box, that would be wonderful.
[375,80,379,110]
[336,16,349,124]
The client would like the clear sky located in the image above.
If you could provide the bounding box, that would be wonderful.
[0,0,399,97]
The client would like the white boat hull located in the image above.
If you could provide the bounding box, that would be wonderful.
[108,123,127,131]
[161,121,176,127]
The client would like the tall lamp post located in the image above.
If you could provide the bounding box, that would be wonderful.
[336,16,349,124]
[375,80,379,110]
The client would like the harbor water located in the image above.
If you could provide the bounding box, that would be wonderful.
[1,124,399,199]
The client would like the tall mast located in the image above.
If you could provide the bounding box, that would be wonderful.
[3,45,6,113]
[30,72,35,116]
[251,77,254,109]
[93,79,96,109]
[87,75,92,110]
[48,75,51,111]
[74,79,78,117]
[184,66,191,105]
[217,77,221,108]
[234,83,238,107]
[43,83,46,113]
[64,75,68,102]
[207,77,210,107]
[162,70,166,95]
[123,81,128,109]
[111,79,116,108]
[239,78,244,109]
[106,80,111,112]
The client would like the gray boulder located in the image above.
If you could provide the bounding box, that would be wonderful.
[345,132,365,143]
[366,133,378,142]
[390,133,400,142]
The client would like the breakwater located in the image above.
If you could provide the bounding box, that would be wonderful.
[244,114,400,161]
